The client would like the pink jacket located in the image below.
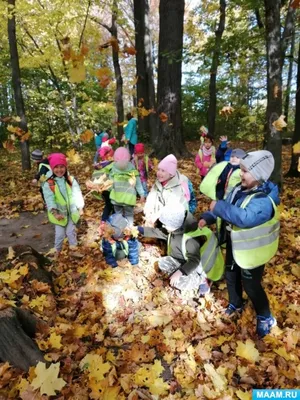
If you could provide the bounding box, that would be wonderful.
[195,148,216,177]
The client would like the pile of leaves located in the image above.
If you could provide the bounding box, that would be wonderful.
[0,142,299,399]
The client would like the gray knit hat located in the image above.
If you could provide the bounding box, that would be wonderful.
[159,203,186,231]
[240,150,275,183]
[231,148,246,159]
[108,214,128,239]
[31,149,43,161]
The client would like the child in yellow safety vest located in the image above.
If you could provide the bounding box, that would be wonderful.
[132,143,153,197]
[42,153,84,254]
[199,150,280,338]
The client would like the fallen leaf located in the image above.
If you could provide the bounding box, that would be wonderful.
[31,362,66,396]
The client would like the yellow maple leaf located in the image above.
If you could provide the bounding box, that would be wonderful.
[272,114,287,131]
[149,377,170,396]
[69,62,86,83]
[293,141,300,154]
[236,389,252,400]
[274,346,297,361]
[80,129,94,143]
[204,363,227,391]
[80,354,111,382]
[49,332,62,349]
[236,339,260,363]
[66,148,81,164]
[29,295,49,312]
[31,362,66,396]
[147,310,173,327]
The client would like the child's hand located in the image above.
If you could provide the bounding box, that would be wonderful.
[53,213,65,221]
[140,196,145,203]
[219,135,231,144]
[169,270,183,286]
[79,209,84,216]
[32,179,38,185]
[203,161,210,167]
[198,219,207,228]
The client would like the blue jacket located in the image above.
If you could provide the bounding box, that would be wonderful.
[95,132,105,148]
[124,118,138,145]
[216,141,232,163]
[216,163,240,200]
[187,179,197,214]
[201,181,280,229]
[102,238,139,267]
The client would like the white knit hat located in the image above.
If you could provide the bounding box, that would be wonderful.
[240,150,275,183]
[159,203,186,231]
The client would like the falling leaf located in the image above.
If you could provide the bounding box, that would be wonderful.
[66,148,81,164]
[123,45,137,56]
[3,140,15,152]
[272,115,287,131]
[236,340,260,363]
[21,132,31,142]
[159,112,168,123]
[219,106,235,118]
[293,141,300,154]
[69,62,86,83]
[80,129,94,143]
[31,362,66,396]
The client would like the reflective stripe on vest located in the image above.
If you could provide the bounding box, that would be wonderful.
[166,227,224,281]
[47,176,80,227]
[200,161,241,200]
[109,171,138,206]
[231,193,279,269]
[111,241,129,257]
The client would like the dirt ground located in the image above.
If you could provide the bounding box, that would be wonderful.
[0,211,54,252]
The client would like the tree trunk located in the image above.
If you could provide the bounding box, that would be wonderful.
[207,0,226,137]
[283,27,295,124]
[286,41,300,177]
[0,245,54,371]
[264,0,295,187]
[134,0,157,142]
[7,0,31,170]
[111,0,124,140]
[154,0,187,158]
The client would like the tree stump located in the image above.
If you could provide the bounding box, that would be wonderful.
[0,245,54,371]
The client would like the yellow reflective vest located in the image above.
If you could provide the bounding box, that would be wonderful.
[168,227,225,281]
[47,177,80,227]
[200,161,241,200]
[230,194,280,269]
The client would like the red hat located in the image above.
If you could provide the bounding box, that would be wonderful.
[48,153,67,169]
[134,143,145,154]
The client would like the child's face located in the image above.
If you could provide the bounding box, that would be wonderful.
[157,168,172,182]
[115,160,129,170]
[204,139,213,149]
[53,164,66,177]
[230,156,241,166]
[240,165,258,189]
[136,153,144,159]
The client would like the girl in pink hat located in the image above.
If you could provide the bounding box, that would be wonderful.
[144,154,196,226]
[132,143,153,197]
[42,153,84,255]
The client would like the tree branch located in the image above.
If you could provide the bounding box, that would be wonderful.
[281,0,295,61]
[78,0,91,49]
[90,15,112,34]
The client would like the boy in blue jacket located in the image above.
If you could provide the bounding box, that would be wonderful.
[199,150,280,338]
[101,214,139,267]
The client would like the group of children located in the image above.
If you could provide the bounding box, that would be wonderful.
[31,126,280,338]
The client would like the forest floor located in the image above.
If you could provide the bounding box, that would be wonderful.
[0,141,299,400]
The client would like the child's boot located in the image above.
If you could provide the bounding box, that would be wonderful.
[198,279,211,296]
[256,315,277,338]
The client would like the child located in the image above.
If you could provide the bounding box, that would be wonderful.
[93,129,105,164]
[101,214,139,267]
[216,136,232,163]
[100,147,145,226]
[138,203,224,293]
[195,134,216,178]
[198,150,280,337]
[124,112,138,156]
[200,148,246,200]
[31,149,51,185]
[132,143,153,197]
[101,133,117,150]
[88,147,115,224]
[42,153,84,254]
[144,154,196,225]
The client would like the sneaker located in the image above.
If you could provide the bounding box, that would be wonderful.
[224,303,244,316]
[198,279,211,296]
[256,315,277,338]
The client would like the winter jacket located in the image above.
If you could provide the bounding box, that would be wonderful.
[195,146,216,177]
[187,179,197,214]
[124,118,138,145]
[95,132,105,148]
[201,181,280,237]
[141,212,202,275]
[144,171,189,223]
[216,141,232,163]
[102,237,139,267]
[43,173,84,220]
[215,163,240,200]
[34,158,51,181]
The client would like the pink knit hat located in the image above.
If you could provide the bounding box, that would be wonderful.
[48,153,67,169]
[158,154,177,176]
[114,147,130,162]
[134,143,145,154]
